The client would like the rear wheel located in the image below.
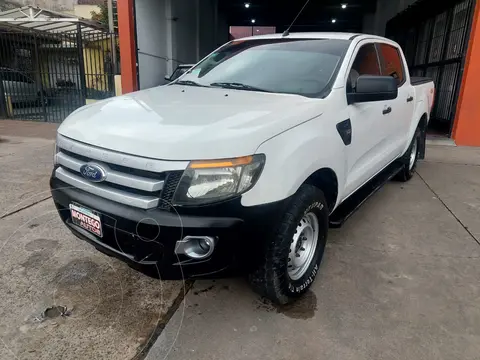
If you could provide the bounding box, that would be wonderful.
[249,184,329,305]
[395,128,421,182]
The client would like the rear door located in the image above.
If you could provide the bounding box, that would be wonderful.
[343,42,393,198]
[376,43,415,158]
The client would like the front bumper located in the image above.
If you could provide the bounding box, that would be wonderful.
[50,175,286,279]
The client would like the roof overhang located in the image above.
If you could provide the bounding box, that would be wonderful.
[0,6,108,35]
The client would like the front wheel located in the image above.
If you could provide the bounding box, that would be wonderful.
[395,128,421,182]
[249,184,329,305]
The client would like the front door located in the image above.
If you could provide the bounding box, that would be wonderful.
[343,42,393,199]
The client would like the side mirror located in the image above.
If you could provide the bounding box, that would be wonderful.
[164,75,172,82]
[347,75,398,105]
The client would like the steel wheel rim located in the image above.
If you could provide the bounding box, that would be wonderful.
[288,212,319,281]
[409,137,418,170]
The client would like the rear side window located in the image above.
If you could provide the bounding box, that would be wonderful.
[377,43,405,86]
[347,43,381,91]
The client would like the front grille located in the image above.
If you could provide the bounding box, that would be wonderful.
[55,135,186,210]
[60,148,162,179]
[159,171,183,209]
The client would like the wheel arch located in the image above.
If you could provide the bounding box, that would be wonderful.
[303,167,339,213]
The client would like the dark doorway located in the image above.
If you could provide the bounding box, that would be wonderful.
[387,0,476,137]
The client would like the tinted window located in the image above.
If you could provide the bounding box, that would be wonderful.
[348,43,381,91]
[377,43,405,86]
[178,38,350,97]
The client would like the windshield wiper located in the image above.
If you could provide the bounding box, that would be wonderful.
[210,82,270,92]
[173,80,208,87]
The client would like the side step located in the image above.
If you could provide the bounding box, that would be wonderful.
[329,162,404,228]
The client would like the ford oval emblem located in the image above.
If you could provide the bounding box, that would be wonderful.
[80,163,107,182]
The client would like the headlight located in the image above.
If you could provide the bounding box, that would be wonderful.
[172,154,265,205]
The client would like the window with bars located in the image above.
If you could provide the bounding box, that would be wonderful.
[390,0,473,130]
[414,19,432,66]
[445,1,471,59]
[428,12,448,63]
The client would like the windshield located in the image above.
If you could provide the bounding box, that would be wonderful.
[175,38,350,97]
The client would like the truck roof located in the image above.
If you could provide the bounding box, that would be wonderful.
[237,32,388,42]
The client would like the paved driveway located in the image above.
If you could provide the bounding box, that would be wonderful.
[147,145,480,360]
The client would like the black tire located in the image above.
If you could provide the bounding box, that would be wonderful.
[249,184,329,305]
[394,128,421,182]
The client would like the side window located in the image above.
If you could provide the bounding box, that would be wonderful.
[348,43,381,91]
[377,43,405,86]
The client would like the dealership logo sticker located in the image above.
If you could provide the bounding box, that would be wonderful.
[70,203,103,237]
[80,163,107,182]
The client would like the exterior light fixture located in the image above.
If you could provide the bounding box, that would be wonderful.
[245,3,250,8]
[251,19,256,23]
[331,18,336,23]
[341,4,347,9]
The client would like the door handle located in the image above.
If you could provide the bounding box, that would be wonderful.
[407,96,414,102]
[382,106,392,115]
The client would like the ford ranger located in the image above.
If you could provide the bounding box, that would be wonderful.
[51,33,435,304]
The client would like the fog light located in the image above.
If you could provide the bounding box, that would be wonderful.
[175,236,216,259]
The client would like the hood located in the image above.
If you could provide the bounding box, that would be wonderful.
[58,85,324,160]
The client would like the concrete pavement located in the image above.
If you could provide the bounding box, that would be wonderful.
[147,145,480,360]
[0,200,186,360]
[0,120,58,140]
[0,120,58,217]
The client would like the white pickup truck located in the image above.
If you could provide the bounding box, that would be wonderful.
[51,32,434,304]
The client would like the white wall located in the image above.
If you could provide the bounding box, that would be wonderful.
[73,4,100,19]
[364,0,418,36]
[135,0,168,89]
[135,0,224,90]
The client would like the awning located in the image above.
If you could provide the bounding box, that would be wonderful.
[0,6,108,36]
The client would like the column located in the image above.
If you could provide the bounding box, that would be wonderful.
[117,0,138,93]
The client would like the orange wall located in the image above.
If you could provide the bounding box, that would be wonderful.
[452,0,480,146]
[117,0,138,93]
